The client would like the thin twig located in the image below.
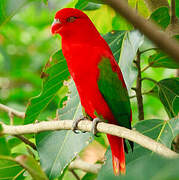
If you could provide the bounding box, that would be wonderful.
[105,0,179,62]
[141,62,154,73]
[0,120,178,158]
[0,104,25,119]
[142,77,158,84]
[130,89,154,99]
[14,135,37,150]
[70,169,80,180]
[139,48,158,55]
[135,51,144,120]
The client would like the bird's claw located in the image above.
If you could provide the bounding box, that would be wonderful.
[72,117,86,134]
[91,118,102,137]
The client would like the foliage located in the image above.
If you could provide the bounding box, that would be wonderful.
[0,0,179,179]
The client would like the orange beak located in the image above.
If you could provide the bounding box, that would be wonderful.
[51,19,62,35]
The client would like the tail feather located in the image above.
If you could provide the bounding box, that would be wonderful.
[107,134,126,175]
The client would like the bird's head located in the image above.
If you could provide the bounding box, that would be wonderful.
[51,8,90,36]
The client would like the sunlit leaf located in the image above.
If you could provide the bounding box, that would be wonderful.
[36,81,92,179]
[24,51,70,124]
[112,15,133,31]
[128,0,150,17]
[148,51,179,69]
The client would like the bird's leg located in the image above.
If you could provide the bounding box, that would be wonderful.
[91,118,102,137]
[72,116,87,134]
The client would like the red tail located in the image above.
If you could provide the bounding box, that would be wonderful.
[107,134,125,175]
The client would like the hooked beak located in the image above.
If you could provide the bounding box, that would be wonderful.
[51,18,62,35]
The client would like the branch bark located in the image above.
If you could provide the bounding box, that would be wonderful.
[69,159,101,174]
[135,51,144,120]
[0,104,25,119]
[105,0,179,62]
[171,0,178,24]
[0,120,178,158]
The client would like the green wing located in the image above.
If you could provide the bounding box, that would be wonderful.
[97,57,131,129]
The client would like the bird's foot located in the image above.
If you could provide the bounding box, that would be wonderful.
[91,118,102,137]
[72,116,86,134]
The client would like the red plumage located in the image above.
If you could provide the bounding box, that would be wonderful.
[51,8,132,175]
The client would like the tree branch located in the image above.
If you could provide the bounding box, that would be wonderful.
[0,120,178,158]
[135,51,144,120]
[171,0,178,25]
[0,104,178,158]
[0,104,25,119]
[69,159,101,174]
[105,0,179,62]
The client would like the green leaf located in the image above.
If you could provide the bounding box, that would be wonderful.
[75,0,101,10]
[150,7,170,29]
[36,81,92,179]
[148,51,179,69]
[119,30,144,91]
[112,15,133,31]
[126,118,179,164]
[0,137,10,155]
[102,31,126,62]
[24,51,70,124]
[0,156,24,180]
[99,155,179,180]
[15,155,48,180]
[176,0,179,18]
[42,0,48,5]
[0,0,35,26]
[98,118,179,178]
[128,0,150,18]
[155,78,179,118]
[82,172,97,180]
[0,123,3,132]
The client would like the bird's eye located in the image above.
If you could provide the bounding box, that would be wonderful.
[66,16,77,23]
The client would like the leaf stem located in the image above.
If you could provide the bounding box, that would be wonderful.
[142,77,158,84]
[139,48,158,55]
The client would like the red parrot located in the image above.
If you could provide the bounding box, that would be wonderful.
[51,8,133,175]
